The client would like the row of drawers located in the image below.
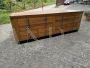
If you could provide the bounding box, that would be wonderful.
[13,21,80,32]
[15,22,80,41]
[11,16,81,28]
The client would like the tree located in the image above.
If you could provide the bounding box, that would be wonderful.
[16,0,22,2]
[3,0,13,11]
[44,0,47,3]
[56,0,64,6]
[0,0,4,9]
[31,0,38,8]
[17,0,38,9]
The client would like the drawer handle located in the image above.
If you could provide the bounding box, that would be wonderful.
[25,25,30,30]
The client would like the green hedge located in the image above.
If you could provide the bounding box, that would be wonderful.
[0,10,10,24]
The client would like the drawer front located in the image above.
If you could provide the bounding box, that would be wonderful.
[63,17,75,24]
[53,26,61,34]
[63,23,74,32]
[73,22,80,30]
[53,21,62,27]
[15,25,30,32]
[29,29,39,39]
[73,16,81,30]
[46,26,55,36]
[11,18,18,28]
[47,16,56,27]
[17,29,39,41]
[37,25,46,37]
[17,17,28,27]
[38,28,46,37]
[17,31,30,41]
[29,17,46,25]
[63,12,78,17]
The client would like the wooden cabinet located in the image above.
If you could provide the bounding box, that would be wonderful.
[10,10,83,43]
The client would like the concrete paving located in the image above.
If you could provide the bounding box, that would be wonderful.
[0,4,90,68]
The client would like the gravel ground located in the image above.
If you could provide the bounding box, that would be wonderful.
[0,4,90,68]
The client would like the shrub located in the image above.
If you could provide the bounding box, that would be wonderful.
[84,10,90,16]
[0,10,10,24]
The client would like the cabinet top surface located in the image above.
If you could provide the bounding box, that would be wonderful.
[10,8,83,17]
